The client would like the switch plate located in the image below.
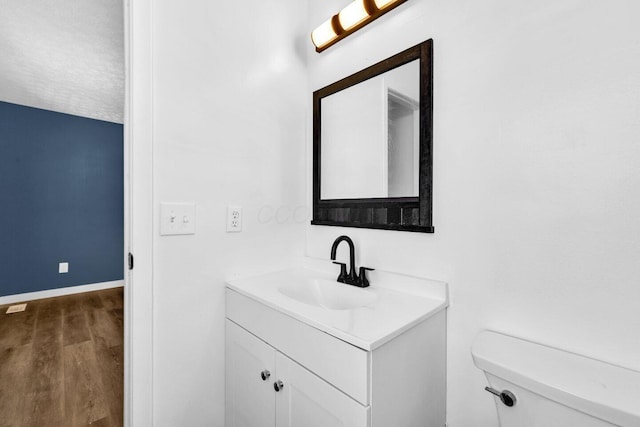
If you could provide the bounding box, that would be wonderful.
[160,203,196,236]
[226,206,242,232]
[59,262,69,273]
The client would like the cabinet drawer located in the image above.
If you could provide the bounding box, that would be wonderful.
[227,288,370,405]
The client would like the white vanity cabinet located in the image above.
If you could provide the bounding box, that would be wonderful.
[225,267,448,427]
[226,320,368,427]
[226,320,276,427]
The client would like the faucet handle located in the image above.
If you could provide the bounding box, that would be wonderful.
[357,267,374,288]
[332,261,348,283]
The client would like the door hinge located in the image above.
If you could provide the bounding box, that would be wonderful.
[128,252,134,270]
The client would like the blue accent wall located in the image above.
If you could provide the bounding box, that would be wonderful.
[0,101,123,297]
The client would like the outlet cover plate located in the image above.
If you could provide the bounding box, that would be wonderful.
[59,262,69,273]
[226,206,242,232]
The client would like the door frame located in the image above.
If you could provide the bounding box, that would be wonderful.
[124,0,154,424]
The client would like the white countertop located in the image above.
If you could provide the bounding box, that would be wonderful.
[226,261,448,351]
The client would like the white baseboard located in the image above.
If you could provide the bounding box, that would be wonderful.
[0,280,124,305]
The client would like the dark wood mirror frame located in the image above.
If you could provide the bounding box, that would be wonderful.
[312,39,434,233]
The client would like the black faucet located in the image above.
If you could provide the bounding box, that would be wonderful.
[330,235,374,288]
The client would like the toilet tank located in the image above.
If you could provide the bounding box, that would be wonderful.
[471,331,640,427]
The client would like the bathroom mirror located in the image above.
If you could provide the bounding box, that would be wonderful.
[312,39,433,232]
[321,59,419,200]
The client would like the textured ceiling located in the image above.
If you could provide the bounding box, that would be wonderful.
[0,0,124,123]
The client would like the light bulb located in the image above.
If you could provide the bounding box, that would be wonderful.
[338,0,369,31]
[374,0,398,9]
[311,18,338,49]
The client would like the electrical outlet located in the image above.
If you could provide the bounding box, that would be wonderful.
[227,206,242,232]
[59,262,69,274]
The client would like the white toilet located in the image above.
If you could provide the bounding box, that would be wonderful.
[471,330,640,427]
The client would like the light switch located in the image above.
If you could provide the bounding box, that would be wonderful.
[59,262,69,273]
[160,203,196,236]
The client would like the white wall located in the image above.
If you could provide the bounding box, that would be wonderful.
[151,1,308,424]
[307,1,640,425]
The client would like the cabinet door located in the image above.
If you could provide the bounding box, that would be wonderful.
[274,352,369,427]
[226,320,276,427]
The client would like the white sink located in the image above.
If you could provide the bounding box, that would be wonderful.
[278,278,379,310]
[226,262,448,350]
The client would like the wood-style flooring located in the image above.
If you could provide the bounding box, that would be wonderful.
[0,287,123,427]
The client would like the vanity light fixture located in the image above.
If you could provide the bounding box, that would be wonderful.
[311,0,407,52]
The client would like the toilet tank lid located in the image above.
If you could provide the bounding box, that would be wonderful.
[471,330,640,427]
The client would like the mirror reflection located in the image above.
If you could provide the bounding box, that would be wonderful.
[320,59,419,200]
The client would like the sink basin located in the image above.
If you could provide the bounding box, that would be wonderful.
[227,265,449,349]
[278,278,379,310]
